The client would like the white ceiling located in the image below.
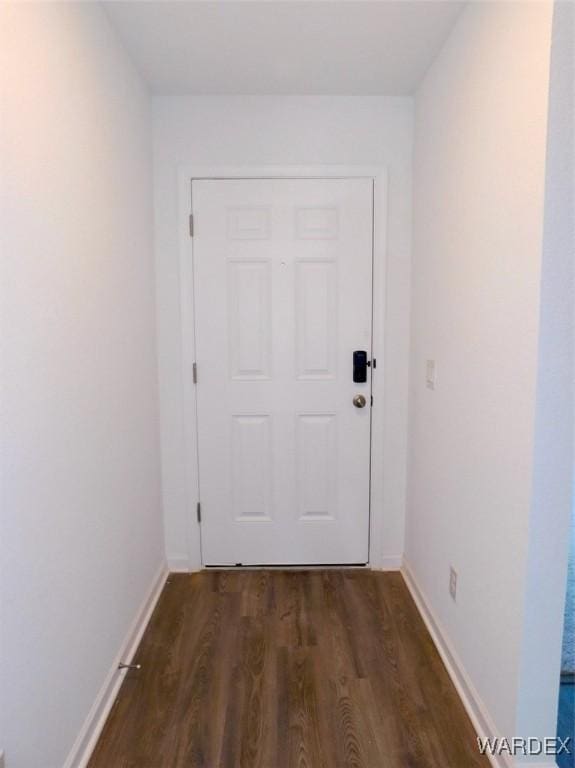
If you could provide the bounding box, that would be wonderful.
[103,1,464,95]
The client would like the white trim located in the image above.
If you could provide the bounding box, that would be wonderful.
[177,164,388,570]
[372,555,403,571]
[179,172,202,571]
[63,563,169,768]
[367,166,388,568]
[168,556,193,572]
[402,560,514,768]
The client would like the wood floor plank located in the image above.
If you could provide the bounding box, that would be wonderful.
[286,648,326,768]
[88,570,490,768]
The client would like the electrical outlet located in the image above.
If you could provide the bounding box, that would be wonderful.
[426,359,436,390]
[449,567,457,601]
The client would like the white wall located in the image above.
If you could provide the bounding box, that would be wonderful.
[406,0,553,748]
[516,1,574,754]
[0,5,164,767]
[153,95,413,570]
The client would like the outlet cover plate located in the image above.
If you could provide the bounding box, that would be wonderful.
[426,359,436,390]
[449,567,457,601]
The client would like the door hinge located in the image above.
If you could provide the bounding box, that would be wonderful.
[192,362,197,384]
[371,395,374,407]
[189,213,194,238]
[196,502,201,523]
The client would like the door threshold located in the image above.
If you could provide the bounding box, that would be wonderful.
[203,563,369,570]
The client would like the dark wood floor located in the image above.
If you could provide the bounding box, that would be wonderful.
[89,570,488,768]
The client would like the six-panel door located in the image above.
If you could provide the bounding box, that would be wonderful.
[193,178,373,565]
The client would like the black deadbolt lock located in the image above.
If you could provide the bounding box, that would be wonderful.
[353,351,368,383]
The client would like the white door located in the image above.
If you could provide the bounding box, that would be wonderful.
[192,178,373,565]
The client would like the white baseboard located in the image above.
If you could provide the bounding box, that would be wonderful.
[371,555,403,571]
[63,562,169,768]
[167,555,192,572]
[401,560,514,768]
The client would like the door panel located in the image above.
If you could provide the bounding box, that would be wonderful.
[228,259,272,380]
[295,259,337,379]
[193,178,373,565]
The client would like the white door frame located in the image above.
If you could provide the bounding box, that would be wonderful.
[177,165,388,569]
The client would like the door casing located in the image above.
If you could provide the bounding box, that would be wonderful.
[177,165,388,570]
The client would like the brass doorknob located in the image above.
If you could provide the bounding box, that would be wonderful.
[353,394,367,408]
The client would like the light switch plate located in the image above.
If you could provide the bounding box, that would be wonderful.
[426,359,436,390]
